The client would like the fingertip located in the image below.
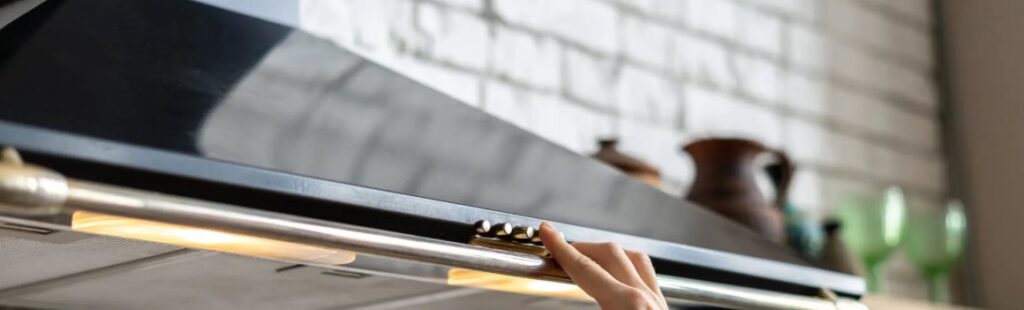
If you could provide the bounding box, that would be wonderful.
[539,221,553,234]
[540,221,553,230]
[539,221,560,241]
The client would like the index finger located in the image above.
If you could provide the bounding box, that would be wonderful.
[539,222,628,298]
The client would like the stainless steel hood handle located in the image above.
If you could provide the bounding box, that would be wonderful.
[0,152,866,310]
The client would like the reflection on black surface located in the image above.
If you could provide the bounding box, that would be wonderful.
[0,0,806,265]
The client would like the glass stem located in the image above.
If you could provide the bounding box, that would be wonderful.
[866,262,885,293]
[928,271,951,304]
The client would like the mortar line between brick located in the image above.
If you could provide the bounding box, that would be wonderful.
[387,2,944,159]
[407,0,940,116]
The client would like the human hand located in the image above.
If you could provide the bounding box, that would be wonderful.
[539,222,668,310]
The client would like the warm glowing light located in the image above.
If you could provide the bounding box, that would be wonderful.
[447,268,591,300]
[525,279,581,292]
[72,211,356,265]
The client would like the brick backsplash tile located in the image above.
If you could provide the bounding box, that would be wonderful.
[416,3,489,70]
[736,5,782,57]
[895,152,947,193]
[684,0,737,39]
[565,48,618,109]
[622,16,672,68]
[650,0,689,22]
[830,47,887,91]
[735,54,783,103]
[786,25,829,72]
[300,0,412,57]
[827,131,871,174]
[784,117,832,166]
[615,66,681,127]
[830,51,935,111]
[824,0,889,51]
[827,85,940,151]
[889,21,935,69]
[866,142,901,182]
[432,0,482,12]
[672,33,737,90]
[827,87,890,134]
[684,87,783,147]
[782,71,829,117]
[825,0,933,70]
[612,0,685,21]
[883,64,939,109]
[746,0,818,21]
[860,0,932,26]
[492,26,562,90]
[865,142,946,194]
[611,0,657,14]
[492,0,619,54]
[892,110,940,151]
[821,175,877,214]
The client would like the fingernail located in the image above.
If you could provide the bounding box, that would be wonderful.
[540,221,554,232]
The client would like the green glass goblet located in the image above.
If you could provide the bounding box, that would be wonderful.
[902,199,967,303]
[836,187,907,293]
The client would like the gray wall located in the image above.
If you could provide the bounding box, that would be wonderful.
[942,0,1024,308]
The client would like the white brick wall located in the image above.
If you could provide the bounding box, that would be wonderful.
[685,0,737,39]
[674,33,736,90]
[492,26,561,90]
[736,5,782,57]
[564,48,618,109]
[615,66,680,127]
[298,0,942,298]
[622,16,672,68]
[415,2,489,70]
[493,0,619,54]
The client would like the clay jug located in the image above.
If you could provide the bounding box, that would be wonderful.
[683,138,791,243]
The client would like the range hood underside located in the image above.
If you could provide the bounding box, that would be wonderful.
[0,219,597,310]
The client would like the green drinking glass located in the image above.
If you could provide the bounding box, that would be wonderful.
[836,187,907,293]
[902,199,967,303]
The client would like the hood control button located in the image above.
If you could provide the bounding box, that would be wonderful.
[473,220,491,234]
[470,221,549,257]
[489,222,513,237]
[511,226,535,241]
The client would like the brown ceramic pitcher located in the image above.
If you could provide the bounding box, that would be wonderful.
[683,138,792,243]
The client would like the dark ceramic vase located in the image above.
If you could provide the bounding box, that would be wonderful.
[819,219,859,275]
[683,138,790,243]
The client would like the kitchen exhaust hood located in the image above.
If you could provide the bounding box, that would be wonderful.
[0,0,865,309]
